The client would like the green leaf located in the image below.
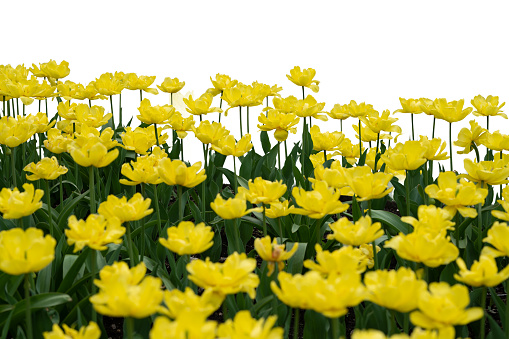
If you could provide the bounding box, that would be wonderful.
[303,310,328,339]
[287,242,306,274]
[260,131,271,154]
[56,189,90,232]
[57,248,89,293]
[371,209,410,235]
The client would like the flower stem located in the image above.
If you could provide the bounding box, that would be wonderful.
[480,286,487,339]
[178,185,183,222]
[89,166,96,213]
[45,180,52,237]
[449,122,453,171]
[278,218,283,243]
[153,184,162,237]
[140,183,146,263]
[126,221,136,267]
[358,119,362,162]
[109,95,116,139]
[239,106,243,138]
[432,117,436,139]
[278,142,281,171]
[154,123,159,146]
[294,308,300,339]
[477,181,484,251]
[262,204,267,237]
[24,273,33,339]
[126,317,134,339]
[139,89,143,102]
[234,218,242,253]
[411,114,415,140]
[272,268,279,318]
[90,249,97,322]
[331,317,340,339]
[11,146,16,188]
[405,170,411,218]
[233,156,238,194]
[247,106,250,134]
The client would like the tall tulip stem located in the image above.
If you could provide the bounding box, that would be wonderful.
[449,122,453,171]
[24,273,33,339]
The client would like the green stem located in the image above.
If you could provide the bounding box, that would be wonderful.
[477,181,484,251]
[294,308,300,339]
[58,154,63,206]
[140,183,146,263]
[302,118,307,181]
[358,119,362,162]
[480,286,487,339]
[45,180,52,237]
[178,185,183,222]
[234,218,242,253]
[89,166,96,213]
[90,249,97,322]
[262,204,267,236]
[153,184,162,237]
[126,317,134,339]
[301,86,305,100]
[154,123,160,146]
[278,218,283,243]
[11,146,16,188]
[246,106,250,134]
[181,138,184,161]
[390,310,397,335]
[272,269,279,318]
[139,89,143,102]
[374,133,380,173]
[405,170,411,218]
[24,273,33,339]
[239,106,243,138]
[126,221,136,267]
[218,91,223,123]
[278,142,281,171]
[233,156,238,194]
[449,122,453,171]
[432,117,436,139]
[411,114,415,140]
[404,313,409,333]
[423,161,429,205]
[331,317,340,339]
[109,95,116,138]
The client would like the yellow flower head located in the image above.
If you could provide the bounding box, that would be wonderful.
[385,231,459,268]
[67,135,119,168]
[337,138,362,165]
[211,134,253,157]
[483,221,509,257]
[0,115,37,148]
[327,216,384,246]
[310,125,344,151]
[346,100,377,118]
[157,77,185,94]
[120,125,168,155]
[311,160,350,190]
[257,110,300,142]
[210,194,263,220]
[157,158,206,188]
[184,92,222,116]
[395,98,423,114]
[480,130,509,152]
[27,112,56,134]
[193,120,230,145]
[286,66,320,93]
[353,123,392,143]
[401,205,455,235]
[158,287,224,320]
[137,98,175,125]
[471,94,506,118]
[292,181,349,219]
[24,156,68,181]
[159,221,214,255]
[206,74,237,97]
[75,104,112,128]
[187,252,260,298]
[425,171,487,218]
[97,193,153,223]
[238,177,287,205]
[56,80,83,101]
[44,128,74,154]
[33,59,70,79]
[254,236,298,276]
[327,103,350,120]
[93,72,125,96]
[77,82,107,101]
[43,322,100,339]
[461,157,509,186]
[0,183,44,219]
[57,100,77,120]
[304,244,369,276]
[429,98,473,123]
[217,310,283,339]
[359,109,402,135]
[342,165,394,201]
[410,282,483,329]
[168,111,195,139]
[294,95,328,121]
[265,200,301,219]
[66,214,125,252]
[271,95,299,114]
[364,267,428,313]
[120,148,167,186]
[90,261,163,318]
[380,141,428,171]
[455,254,509,287]
[309,150,340,168]
[419,136,449,161]
[149,315,216,339]
[123,73,158,94]
[0,227,56,275]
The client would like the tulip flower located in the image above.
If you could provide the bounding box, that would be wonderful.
[293,95,328,121]
[471,94,506,121]
[410,282,483,329]
[419,136,449,161]
[210,194,262,220]
[67,136,119,168]
[327,216,384,246]
[187,252,260,298]
[157,77,185,94]
[0,115,37,148]
[257,109,300,142]
[271,95,299,114]
[327,103,350,131]
[352,123,392,143]
[211,133,253,157]
[337,137,362,165]
[90,261,163,318]
[121,125,168,155]
[401,205,455,235]
[292,181,349,219]
[75,104,112,128]
[310,125,344,152]
[65,214,125,252]
[311,160,350,191]
[304,244,368,276]
[0,227,56,275]
[28,112,56,133]
[120,148,167,186]
[0,183,44,219]
[137,98,174,125]
[97,193,153,223]
[342,165,393,201]
[286,66,320,93]
[150,315,216,339]
[32,60,70,80]
[43,322,100,339]
[124,73,158,96]
[395,97,423,140]
[93,72,125,96]
[455,254,509,287]
[206,73,238,97]
[183,92,222,116]
[157,158,206,188]
[23,156,68,181]
[159,221,214,255]
[75,82,107,101]
[238,177,287,205]
[461,157,509,186]
[254,236,298,276]
[217,311,283,339]
[193,120,230,145]
[158,287,224,320]
[480,130,509,152]
[265,200,301,219]
[483,221,509,257]
[380,141,428,171]
[167,111,195,139]
[365,267,428,313]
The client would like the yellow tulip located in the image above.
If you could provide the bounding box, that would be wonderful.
[0,115,37,148]
[237,177,287,205]
[159,221,214,255]
[187,252,260,298]
[455,254,509,287]
[309,151,340,168]
[359,109,402,135]
[65,214,125,252]
[410,282,483,329]
[395,98,423,114]
[211,134,253,157]
[425,171,487,218]
[364,267,427,313]
[193,120,230,145]
[0,183,43,219]
[254,236,298,276]
[157,158,206,188]
[327,216,384,246]
[271,95,299,114]
[217,310,283,339]
[310,125,344,151]
[56,80,83,101]
[304,244,368,275]
[43,322,100,339]
[27,112,56,134]
[158,287,224,320]
[120,125,168,155]
[480,130,509,152]
[292,181,348,219]
[401,205,455,235]
[123,73,158,94]
[483,221,509,257]
[419,136,449,161]
[206,73,237,97]
[35,59,70,79]
[23,156,68,181]
[327,103,350,120]
[90,261,163,318]
[342,165,393,201]
[286,66,320,93]
[67,136,119,168]
[471,94,506,118]
[75,104,112,128]
[57,100,77,120]
[429,98,473,123]
[120,148,167,186]
[353,123,392,143]
[150,315,216,339]
[93,72,125,96]
[157,77,185,94]
[380,141,428,171]
[210,194,262,220]
[337,138,362,165]
[461,157,509,186]
[265,200,302,219]
[0,227,56,275]
[97,193,153,223]
[183,92,222,116]
[293,95,328,121]
[44,128,74,154]
[257,109,300,142]
[311,160,350,190]
[76,82,107,101]
[136,98,174,125]
[346,100,377,118]
[167,111,195,139]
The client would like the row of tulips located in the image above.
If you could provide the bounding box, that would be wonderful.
[1,61,509,339]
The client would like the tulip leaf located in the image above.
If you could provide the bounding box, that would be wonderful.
[370,209,410,235]
[0,293,72,328]
[303,310,328,339]
[487,314,504,339]
[0,308,13,339]
[57,249,89,293]
[260,131,271,154]
[286,242,306,274]
[489,287,506,328]
[438,262,457,285]
[56,189,90,232]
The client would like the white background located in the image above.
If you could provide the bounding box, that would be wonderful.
[3,0,509,172]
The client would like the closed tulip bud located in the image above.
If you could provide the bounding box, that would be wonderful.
[0,183,44,219]
[159,221,214,255]
[0,227,56,275]
[24,156,68,181]
[187,252,260,298]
